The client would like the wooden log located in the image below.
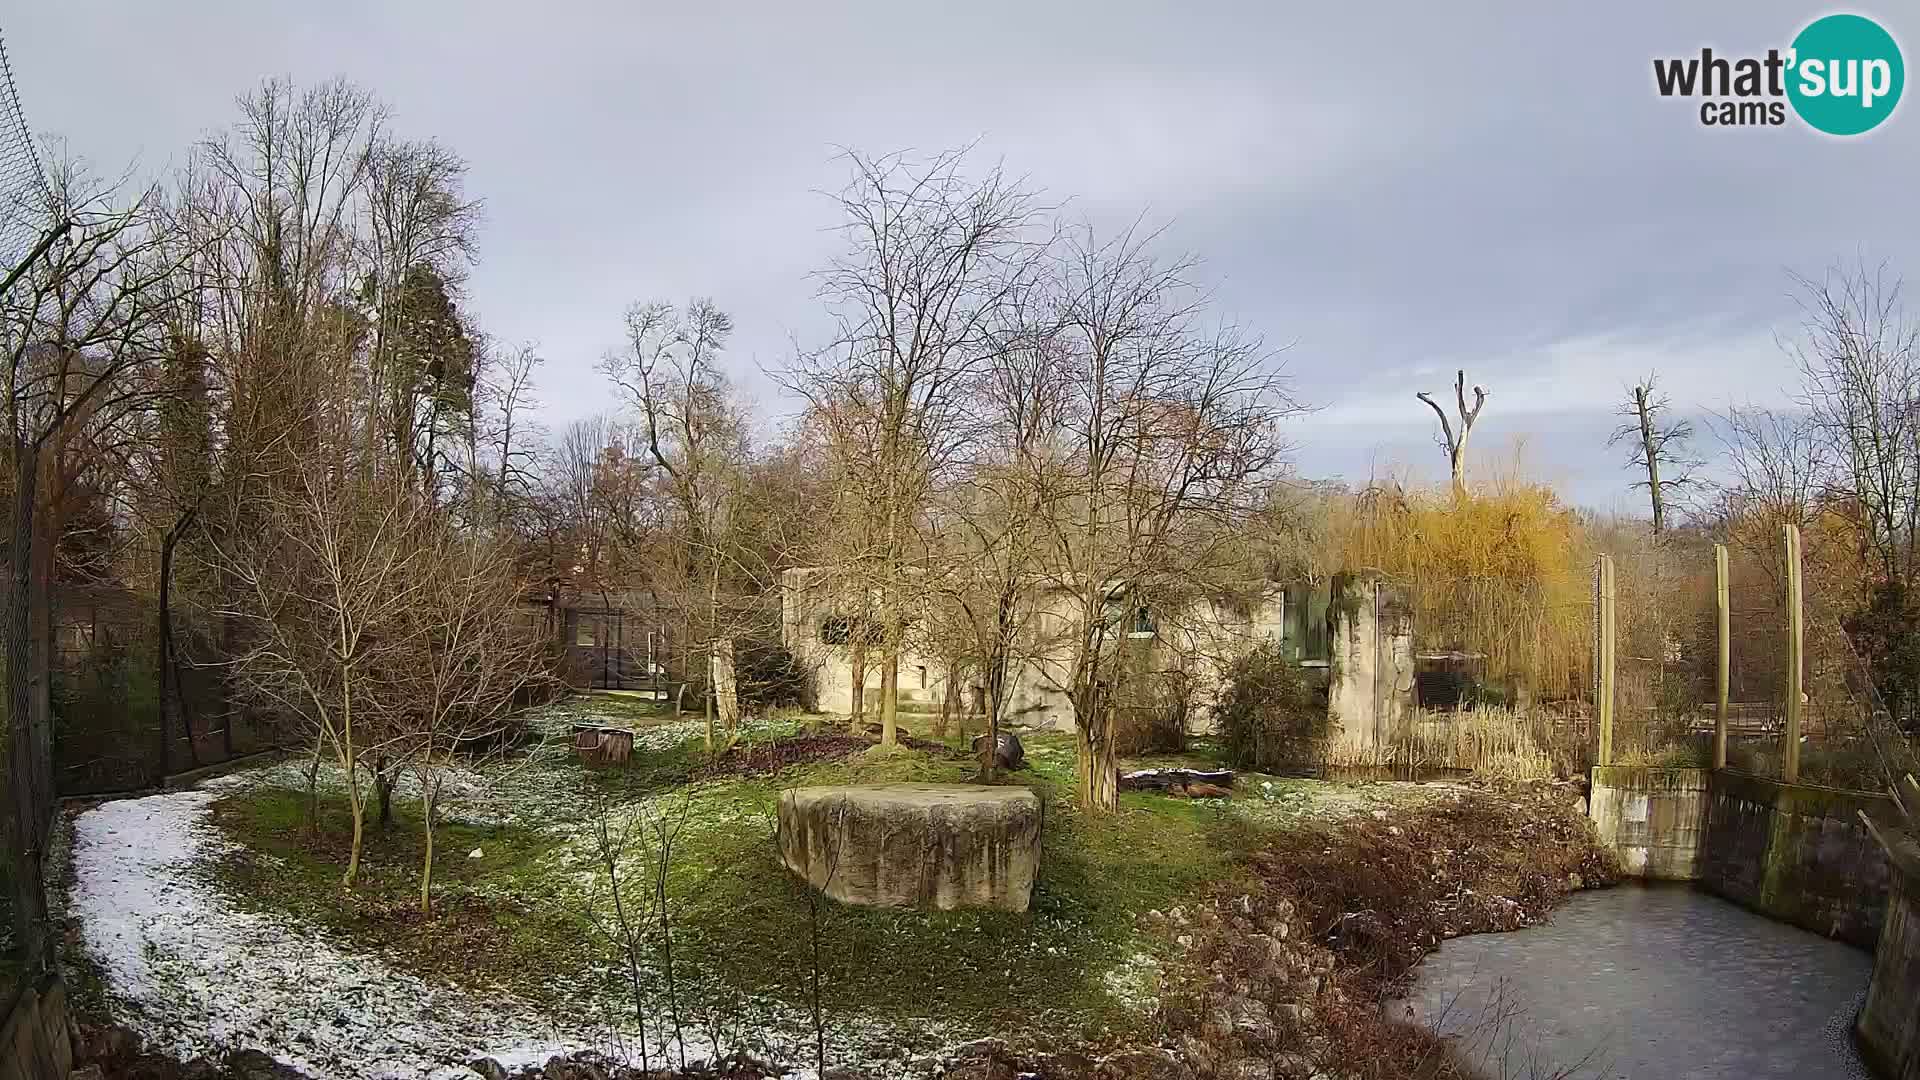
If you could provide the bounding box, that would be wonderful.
[1119,768,1236,794]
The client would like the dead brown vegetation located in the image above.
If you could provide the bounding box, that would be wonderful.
[1150,783,1616,1080]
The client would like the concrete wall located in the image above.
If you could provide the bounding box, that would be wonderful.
[0,975,70,1080]
[1326,576,1415,763]
[1701,771,1898,949]
[777,567,1297,732]
[1588,766,1710,880]
[1858,835,1920,1080]
[1589,766,1899,949]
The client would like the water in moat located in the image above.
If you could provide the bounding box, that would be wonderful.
[1397,883,1873,1079]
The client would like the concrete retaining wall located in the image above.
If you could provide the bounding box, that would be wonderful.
[1700,771,1897,948]
[1588,766,1710,880]
[1858,836,1920,1080]
[1590,766,1898,948]
[0,975,70,1080]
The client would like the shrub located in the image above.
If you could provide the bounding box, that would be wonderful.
[1113,668,1194,756]
[734,638,814,711]
[1217,642,1324,771]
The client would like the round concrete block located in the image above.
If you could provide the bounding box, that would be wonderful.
[777,783,1043,911]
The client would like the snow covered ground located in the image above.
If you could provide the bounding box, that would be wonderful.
[69,787,597,1079]
[63,710,1418,1079]
[66,757,947,1079]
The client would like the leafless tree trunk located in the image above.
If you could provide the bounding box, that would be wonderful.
[1039,223,1297,811]
[1610,376,1696,534]
[2,157,198,970]
[1417,369,1488,496]
[783,148,1047,748]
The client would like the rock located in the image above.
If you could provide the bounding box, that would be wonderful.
[1033,1049,1099,1079]
[942,1036,1019,1078]
[1206,995,1274,1044]
[181,1060,223,1080]
[73,1024,140,1066]
[224,1050,311,1080]
[1221,1060,1271,1080]
[1273,1002,1313,1028]
[1175,1034,1218,1075]
[1096,1047,1193,1080]
[1272,1053,1318,1079]
[823,1069,874,1080]
[971,732,1026,771]
[470,1058,510,1080]
[68,1067,105,1080]
[778,783,1043,910]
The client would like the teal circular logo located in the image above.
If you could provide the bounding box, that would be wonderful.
[1788,14,1904,135]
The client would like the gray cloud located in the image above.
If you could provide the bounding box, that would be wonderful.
[8,0,1912,507]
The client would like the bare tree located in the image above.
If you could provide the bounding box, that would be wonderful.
[931,282,1064,780]
[1788,262,1920,587]
[394,521,550,913]
[784,148,1048,747]
[1,155,197,971]
[471,340,544,527]
[588,805,655,1074]
[1609,375,1697,533]
[211,438,429,886]
[1037,224,1297,811]
[601,299,754,749]
[1416,369,1488,496]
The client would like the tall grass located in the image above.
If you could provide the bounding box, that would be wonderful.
[1324,706,1592,781]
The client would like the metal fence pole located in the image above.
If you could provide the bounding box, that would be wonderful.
[1715,543,1730,771]
[1784,524,1804,784]
[1597,554,1616,767]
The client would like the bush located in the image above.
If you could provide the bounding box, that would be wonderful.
[1114,668,1194,756]
[734,639,813,711]
[1217,642,1324,772]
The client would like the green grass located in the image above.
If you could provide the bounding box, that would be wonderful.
[203,718,1358,1044]
[662,751,1243,1037]
[207,787,599,996]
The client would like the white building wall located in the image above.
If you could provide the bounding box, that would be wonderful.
[780,567,1291,735]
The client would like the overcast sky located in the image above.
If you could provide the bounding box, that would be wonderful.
[7,2,1914,511]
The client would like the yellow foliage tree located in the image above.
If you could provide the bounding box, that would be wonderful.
[1333,475,1592,700]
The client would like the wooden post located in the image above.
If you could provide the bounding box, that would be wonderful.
[1783,524,1804,784]
[1597,555,1616,767]
[1714,543,1730,771]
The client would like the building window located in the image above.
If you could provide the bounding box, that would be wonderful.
[820,616,884,645]
[1129,605,1156,638]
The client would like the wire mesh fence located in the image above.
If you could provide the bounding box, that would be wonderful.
[49,583,282,796]
[1366,529,1920,797]
[0,30,49,271]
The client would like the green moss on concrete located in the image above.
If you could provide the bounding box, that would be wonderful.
[1590,765,1710,793]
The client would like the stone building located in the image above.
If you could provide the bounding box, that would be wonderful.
[777,567,1339,732]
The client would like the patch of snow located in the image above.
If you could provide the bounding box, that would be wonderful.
[71,790,595,1078]
[1100,950,1162,1015]
[69,779,958,1078]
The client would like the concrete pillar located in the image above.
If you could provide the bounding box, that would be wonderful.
[1327,574,1414,764]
